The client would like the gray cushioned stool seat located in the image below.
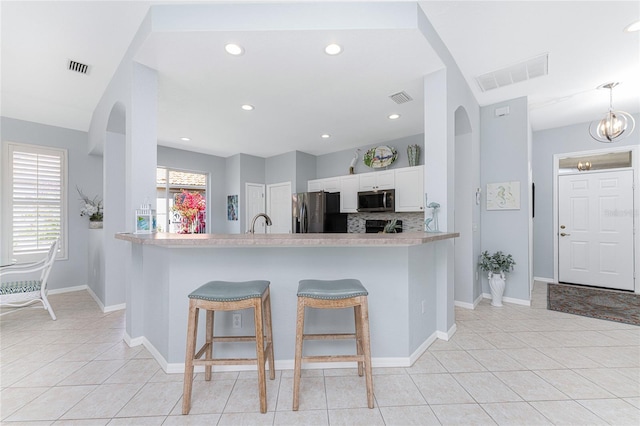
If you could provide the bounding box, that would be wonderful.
[189,280,269,302]
[297,279,368,300]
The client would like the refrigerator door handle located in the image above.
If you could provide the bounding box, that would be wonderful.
[300,203,307,233]
[383,191,387,209]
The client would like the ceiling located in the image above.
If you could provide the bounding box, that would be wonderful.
[1,1,639,158]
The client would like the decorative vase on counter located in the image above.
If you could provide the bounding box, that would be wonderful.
[89,221,103,229]
[407,144,420,167]
[488,272,506,307]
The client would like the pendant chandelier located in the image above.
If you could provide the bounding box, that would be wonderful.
[589,82,635,143]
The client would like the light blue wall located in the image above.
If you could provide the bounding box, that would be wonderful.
[0,117,101,291]
[315,134,424,178]
[532,113,640,280]
[480,97,531,302]
[265,151,295,186]
[157,146,227,233]
[295,151,316,193]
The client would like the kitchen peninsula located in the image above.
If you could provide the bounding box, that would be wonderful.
[116,231,458,373]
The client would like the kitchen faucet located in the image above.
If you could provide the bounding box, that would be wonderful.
[248,213,272,234]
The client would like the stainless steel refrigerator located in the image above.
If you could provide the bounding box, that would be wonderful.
[292,191,348,233]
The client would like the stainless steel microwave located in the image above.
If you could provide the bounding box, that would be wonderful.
[357,189,395,212]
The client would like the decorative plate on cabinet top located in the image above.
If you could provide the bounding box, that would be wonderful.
[363,145,398,168]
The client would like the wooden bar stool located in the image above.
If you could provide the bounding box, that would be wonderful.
[182,280,275,414]
[292,278,373,410]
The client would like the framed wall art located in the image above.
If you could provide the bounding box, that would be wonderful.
[486,181,520,210]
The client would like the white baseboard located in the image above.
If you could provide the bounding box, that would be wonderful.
[437,322,457,341]
[85,286,126,313]
[49,285,87,295]
[125,331,446,374]
[482,292,531,306]
[454,293,484,310]
[534,276,555,284]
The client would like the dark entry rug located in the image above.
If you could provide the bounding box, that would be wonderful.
[548,283,640,326]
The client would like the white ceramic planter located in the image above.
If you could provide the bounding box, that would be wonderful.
[488,272,506,307]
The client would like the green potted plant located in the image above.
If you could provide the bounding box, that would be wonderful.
[478,251,515,307]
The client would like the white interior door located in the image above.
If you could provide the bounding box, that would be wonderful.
[558,170,634,290]
[245,183,265,233]
[266,182,292,234]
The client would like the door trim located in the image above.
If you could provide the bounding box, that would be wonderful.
[552,145,639,293]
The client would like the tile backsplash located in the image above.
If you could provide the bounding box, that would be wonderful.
[347,212,425,233]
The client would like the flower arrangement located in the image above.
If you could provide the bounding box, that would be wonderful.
[478,251,516,275]
[172,190,206,233]
[77,187,103,222]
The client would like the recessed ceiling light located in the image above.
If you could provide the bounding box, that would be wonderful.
[388,114,401,120]
[624,20,640,32]
[180,137,191,141]
[321,134,331,139]
[324,43,342,55]
[225,43,244,55]
[241,104,254,111]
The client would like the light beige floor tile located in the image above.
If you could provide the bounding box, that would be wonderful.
[0,386,49,420]
[481,401,552,425]
[426,339,463,351]
[56,343,117,362]
[12,361,88,388]
[473,332,529,349]
[577,398,640,425]
[324,375,375,409]
[430,403,497,425]
[493,371,570,401]
[115,381,183,417]
[623,397,640,408]
[1,421,56,426]
[61,383,143,420]
[578,346,640,368]
[237,369,281,380]
[467,349,526,371]
[53,418,110,425]
[372,367,407,376]
[273,409,329,425]
[530,400,608,425]
[369,374,425,407]
[322,368,359,377]
[536,347,603,368]
[171,379,235,415]
[379,405,440,425]
[573,368,640,397]
[104,359,160,384]
[499,347,565,370]
[6,385,96,422]
[533,369,615,399]
[217,411,275,425]
[59,360,128,386]
[451,333,497,350]
[280,368,322,378]
[511,331,562,348]
[276,376,326,412]
[453,372,522,403]
[94,342,143,361]
[432,350,487,373]
[147,369,190,383]
[1,360,50,387]
[405,351,447,374]
[162,413,221,425]
[327,407,385,425]
[223,377,280,413]
[411,373,475,404]
[106,416,165,425]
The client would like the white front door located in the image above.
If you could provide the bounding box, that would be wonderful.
[558,170,634,291]
[245,183,265,233]
[267,182,292,234]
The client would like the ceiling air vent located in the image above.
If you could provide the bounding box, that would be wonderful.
[68,59,89,75]
[389,91,413,104]
[475,53,548,92]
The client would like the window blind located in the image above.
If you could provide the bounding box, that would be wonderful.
[10,145,64,254]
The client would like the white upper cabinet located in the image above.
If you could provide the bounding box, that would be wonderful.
[307,177,340,193]
[358,170,394,191]
[394,166,424,212]
[339,175,359,213]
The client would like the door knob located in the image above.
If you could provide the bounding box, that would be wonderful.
[560,225,566,229]
[560,232,571,237]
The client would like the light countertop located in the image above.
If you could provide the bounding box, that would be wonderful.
[115,231,459,247]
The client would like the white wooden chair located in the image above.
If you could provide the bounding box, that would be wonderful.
[0,238,59,320]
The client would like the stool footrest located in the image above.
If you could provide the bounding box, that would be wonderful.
[212,335,261,342]
[194,358,261,366]
[303,333,356,341]
[302,354,364,363]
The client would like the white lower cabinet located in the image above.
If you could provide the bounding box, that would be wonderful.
[395,166,424,212]
[339,175,359,213]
